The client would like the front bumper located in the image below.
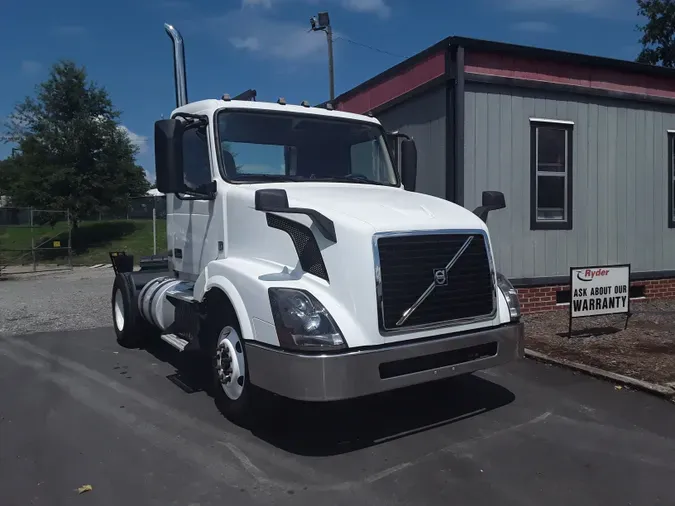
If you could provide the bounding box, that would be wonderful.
[246,322,524,401]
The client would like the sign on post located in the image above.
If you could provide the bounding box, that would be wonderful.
[569,264,631,337]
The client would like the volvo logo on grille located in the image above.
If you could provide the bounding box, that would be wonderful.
[433,268,447,286]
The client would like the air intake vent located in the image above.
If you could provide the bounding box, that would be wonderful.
[267,214,329,282]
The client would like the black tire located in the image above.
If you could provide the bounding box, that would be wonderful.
[112,273,156,349]
[204,302,258,427]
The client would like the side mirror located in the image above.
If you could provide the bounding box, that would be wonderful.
[473,190,506,223]
[482,190,506,209]
[154,119,185,194]
[255,188,290,210]
[400,138,417,192]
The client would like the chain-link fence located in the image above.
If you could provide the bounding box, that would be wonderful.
[79,196,166,222]
[0,196,167,274]
[77,196,166,257]
[0,208,72,275]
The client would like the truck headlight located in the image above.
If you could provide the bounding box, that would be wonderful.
[268,288,346,351]
[496,272,521,321]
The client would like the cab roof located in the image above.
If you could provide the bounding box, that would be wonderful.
[172,98,382,125]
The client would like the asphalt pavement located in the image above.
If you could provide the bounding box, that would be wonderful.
[1,327,674,506]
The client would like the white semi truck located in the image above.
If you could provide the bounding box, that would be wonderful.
[111,23,524,424]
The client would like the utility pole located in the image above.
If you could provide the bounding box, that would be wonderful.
[326,24,334,101]
[310,12,335,101]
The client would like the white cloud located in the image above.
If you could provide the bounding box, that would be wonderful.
[342,0,390,18]
[20,60,42,76]
[240,0,391,17]
[207,13,327,61]
[144,168,156,184]
[230,36,261,51]
[119,125,149,154]
[511,21,557,32]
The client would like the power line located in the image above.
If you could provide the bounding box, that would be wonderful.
[333,36,408,60]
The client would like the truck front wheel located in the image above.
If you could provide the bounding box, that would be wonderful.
[208,320,256,426]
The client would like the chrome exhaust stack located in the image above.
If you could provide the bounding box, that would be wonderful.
[164,23,188,108]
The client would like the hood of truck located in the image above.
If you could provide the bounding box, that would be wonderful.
[254,182,489,233]
[225,182,498,347]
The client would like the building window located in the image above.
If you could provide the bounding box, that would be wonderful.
[530,119,573,230]
[669,132,675,229]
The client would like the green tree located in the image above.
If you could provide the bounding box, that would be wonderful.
[636,0,675,66]
[0,60,150,224]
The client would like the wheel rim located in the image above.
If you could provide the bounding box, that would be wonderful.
[215,327,246,401]
[114,289,125,331]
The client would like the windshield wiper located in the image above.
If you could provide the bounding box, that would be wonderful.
[232,174,303,183]
[312,176,385,185]
[233,174,389,186]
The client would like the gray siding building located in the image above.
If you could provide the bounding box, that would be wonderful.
[464,85,675,281]
[330,37,675,311]
[377,87,447,201]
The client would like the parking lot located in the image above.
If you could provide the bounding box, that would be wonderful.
[1,270,674,505]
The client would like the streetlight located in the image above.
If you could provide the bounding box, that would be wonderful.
[310,11,335,102]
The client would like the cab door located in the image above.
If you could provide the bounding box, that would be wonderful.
[168,122,219,278]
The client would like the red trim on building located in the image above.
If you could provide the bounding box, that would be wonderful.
[335,50,445,114]
[464,51,675,100]
[518,279,675,314]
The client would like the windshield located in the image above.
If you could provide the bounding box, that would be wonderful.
[216,110,399,186]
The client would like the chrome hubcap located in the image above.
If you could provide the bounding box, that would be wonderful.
[215,344,233,384]
[215,327,245,400]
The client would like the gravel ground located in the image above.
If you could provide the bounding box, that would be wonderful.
[0,267,115,335]
[524,299,675,385]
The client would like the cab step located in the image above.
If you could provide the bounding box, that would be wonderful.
[160,333,189,351]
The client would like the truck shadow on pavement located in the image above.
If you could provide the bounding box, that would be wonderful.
[251,374,516,456]
[143,338,516,457]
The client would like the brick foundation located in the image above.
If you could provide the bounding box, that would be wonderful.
[516,278,675,314]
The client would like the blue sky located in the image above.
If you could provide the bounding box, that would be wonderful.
[0,0,643,181]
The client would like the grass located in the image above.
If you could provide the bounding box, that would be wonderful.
[0,219,167,267]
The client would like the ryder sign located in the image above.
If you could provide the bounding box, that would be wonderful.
[570,264,630,318]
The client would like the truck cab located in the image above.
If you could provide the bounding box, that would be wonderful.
[110,24,524,424]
